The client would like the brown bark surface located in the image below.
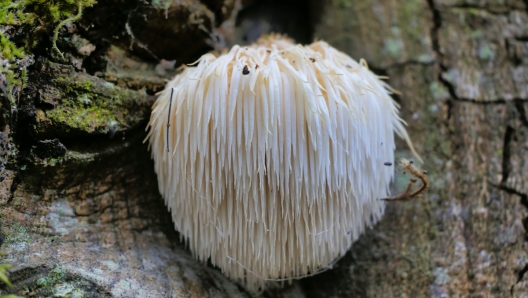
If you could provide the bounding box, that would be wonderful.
[1,0,527,297]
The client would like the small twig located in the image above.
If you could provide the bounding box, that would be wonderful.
[382,158,429,202]
[53,1,84,59]
[166,88,174,152]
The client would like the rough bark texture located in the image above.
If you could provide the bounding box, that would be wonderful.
[1,0,527,297]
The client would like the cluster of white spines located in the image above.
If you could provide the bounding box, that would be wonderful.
[146,37,410,289]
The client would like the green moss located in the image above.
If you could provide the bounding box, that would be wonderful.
[55,76,94,93]
[33,65,147,137]
[51,0,92,59]
[0,33,25,59]
[35,277,48,287]
[0,0,97,27]
[27,264,84,296]
[49,264,66,284]
[0,261,96,297]
[47,106,116,133]
[0,0,97,105]
[0,31,26,105]
[20,69,28,89]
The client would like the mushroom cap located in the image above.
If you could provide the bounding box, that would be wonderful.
[146,36,413,289]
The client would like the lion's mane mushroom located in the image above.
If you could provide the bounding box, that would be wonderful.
[146,36,416,289]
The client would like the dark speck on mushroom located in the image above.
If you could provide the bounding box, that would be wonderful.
[242,65,250,75]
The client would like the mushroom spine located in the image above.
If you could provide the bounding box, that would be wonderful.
[146,36,415,289]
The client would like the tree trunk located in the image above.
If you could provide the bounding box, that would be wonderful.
[1,0,527,297]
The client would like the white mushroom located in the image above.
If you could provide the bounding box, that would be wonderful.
[145,35,416,290]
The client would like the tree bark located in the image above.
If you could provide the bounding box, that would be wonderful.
[1,0,527,297]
